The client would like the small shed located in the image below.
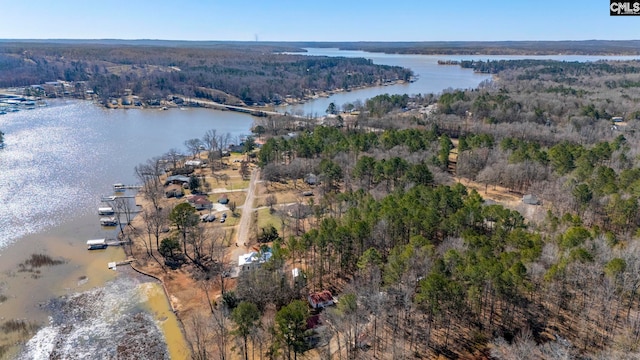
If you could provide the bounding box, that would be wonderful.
[522,194,541,205]
[218,194,229,204]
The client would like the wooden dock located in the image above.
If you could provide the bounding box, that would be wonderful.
[108,258,134,270]
[105,240,127,247]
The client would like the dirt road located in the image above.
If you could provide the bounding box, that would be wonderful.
[235,168,260,248]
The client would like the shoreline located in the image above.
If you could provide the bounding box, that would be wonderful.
[121,152,258,359]
[3,77,409,115]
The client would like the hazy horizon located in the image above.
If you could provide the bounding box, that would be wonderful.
[2,0,638,42]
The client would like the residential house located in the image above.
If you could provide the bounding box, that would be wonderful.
[165,184,184,198]
[308,290,335,310]
[188,195,213,210]
[164,175,191,186]
[238,247,272,271]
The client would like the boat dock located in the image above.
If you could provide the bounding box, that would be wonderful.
[108,258,134,270]
[87,238,127,250]
[101,195,135,202]
[113,183,143,191]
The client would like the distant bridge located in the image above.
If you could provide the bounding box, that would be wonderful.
[176,97,296,118]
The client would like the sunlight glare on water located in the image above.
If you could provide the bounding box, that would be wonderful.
[0,102,98,248]
[0,100,254,250]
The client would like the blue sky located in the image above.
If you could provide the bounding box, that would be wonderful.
[1,0,638,41]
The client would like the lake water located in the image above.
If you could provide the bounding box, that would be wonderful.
[281,48,640,116]
[0,101,253,359]
[2,48,638,358]
[0,101,253,249]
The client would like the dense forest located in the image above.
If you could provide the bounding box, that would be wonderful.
[49,55,640,359]
[235,58,640,359]
[0,42,411,105]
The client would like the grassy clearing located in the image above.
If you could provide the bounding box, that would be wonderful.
[256,207,281,231]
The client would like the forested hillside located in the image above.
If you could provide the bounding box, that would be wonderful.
[0,42,411,105]
[243,59,640,359]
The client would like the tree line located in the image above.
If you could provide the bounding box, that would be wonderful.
[126,57,640,359]
[250,121,640,358]
[0,42,412,106]
[234,58,640,358]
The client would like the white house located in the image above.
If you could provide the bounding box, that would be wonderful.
[238,248,272,271]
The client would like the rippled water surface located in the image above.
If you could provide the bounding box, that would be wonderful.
[0,101,253,249]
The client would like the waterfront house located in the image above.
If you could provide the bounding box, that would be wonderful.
[164,175,191,186]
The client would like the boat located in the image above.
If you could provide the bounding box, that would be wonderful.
[101,195,117,202]
[113,183,126,192]
[100,217,118,226]
[98,206,115,215]
[87,239,108,250]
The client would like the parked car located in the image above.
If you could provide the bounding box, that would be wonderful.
[201,214,216,222]
[220,218,226,223]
